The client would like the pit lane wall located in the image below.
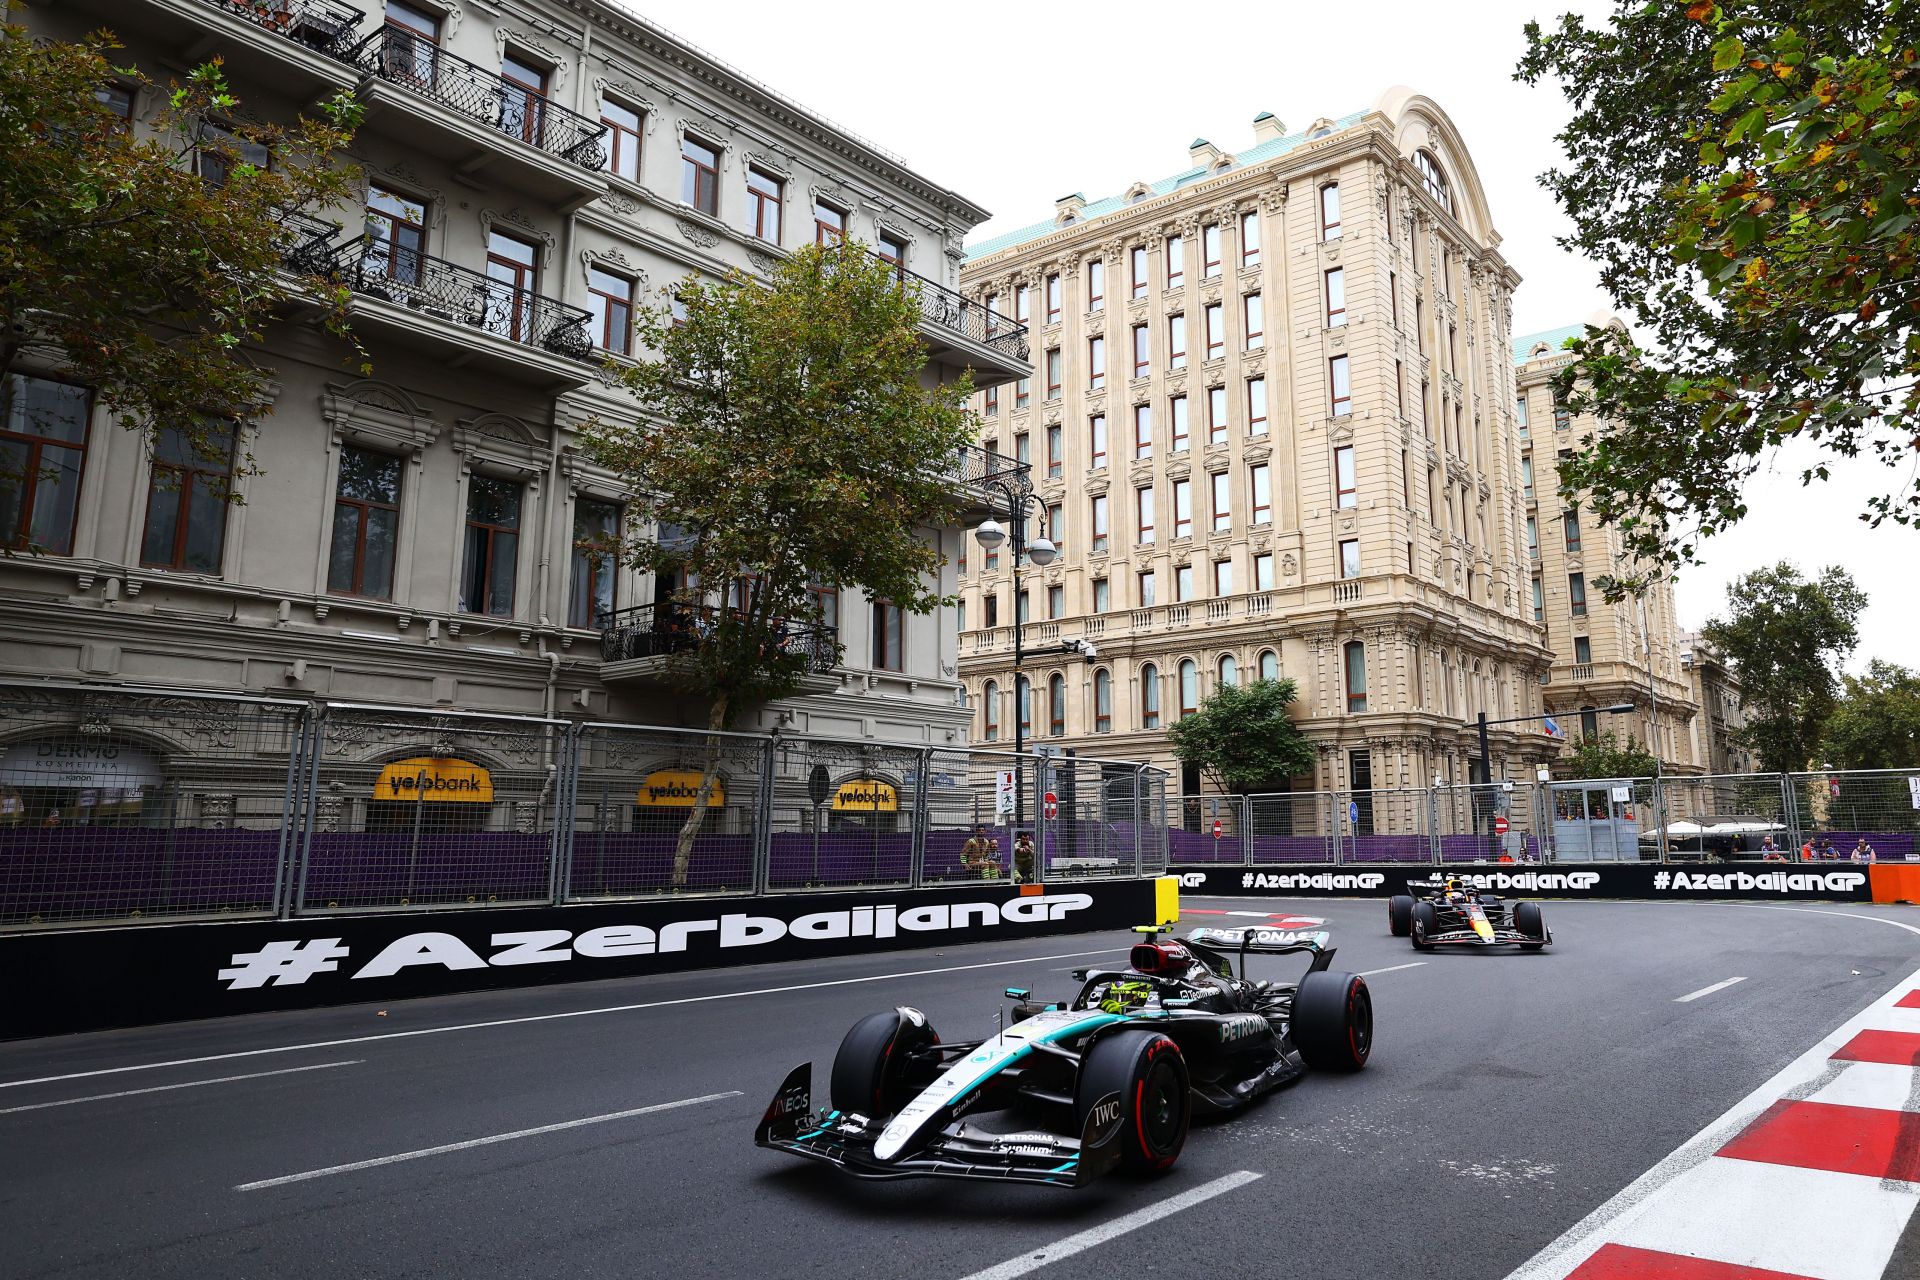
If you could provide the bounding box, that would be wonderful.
[0,877,1180,1040]
[1173,863,1893,902]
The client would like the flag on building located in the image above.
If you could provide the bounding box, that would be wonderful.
[1543,716,1562,739]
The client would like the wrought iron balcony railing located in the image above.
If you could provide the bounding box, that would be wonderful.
[273,209,342,275]
[200,0,363,59]
[950,444,1032,503]
[347,25,608,171]
[331,237,594,361]
[884,256,1028,362]
[597,603,839,675]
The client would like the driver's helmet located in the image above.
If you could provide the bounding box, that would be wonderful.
[1444,877,1465,894]
[1096,979,1153,1015]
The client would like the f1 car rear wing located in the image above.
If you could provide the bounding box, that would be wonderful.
[1184,925,1337,974]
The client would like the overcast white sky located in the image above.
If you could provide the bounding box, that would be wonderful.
[628,0,1915,671]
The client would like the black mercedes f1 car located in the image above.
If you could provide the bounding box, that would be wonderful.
[754,922,1372,1187]
[1388,877,1550,950]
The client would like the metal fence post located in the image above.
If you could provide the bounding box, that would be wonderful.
[1132,763,1145,878]
[1239,794,1252,866]
[270,702,309,920]
[753,734,779,897]
[548,723,577,906]
[910,745,932,889]
[289,703,327,917]
[1782,772,1802,855]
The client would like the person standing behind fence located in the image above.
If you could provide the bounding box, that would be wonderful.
[1013,831,1036,883]
[1852,837,1877,863]
[1801,839,1816,862]
[961,826,1000,879]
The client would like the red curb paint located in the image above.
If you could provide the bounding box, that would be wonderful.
[1565,1243,1821,1280]
[1894,990,1920,1009]
[1833,1028,1920,1067]
[1718,1099,1920,1182]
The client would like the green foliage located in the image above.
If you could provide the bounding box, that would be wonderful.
[1701,561,1867,770]
[1517,1,1919,573]
[1554,730,1661,781]
[0,25,360,521]
[1821,658,1920,767]
[1166,679,1316,795]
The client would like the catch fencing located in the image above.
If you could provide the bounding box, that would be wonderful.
[0,682,1169,931]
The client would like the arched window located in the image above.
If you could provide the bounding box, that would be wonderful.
[1414,150,1451,213]
[1141,663,1160,729]
[983,680,999,741]
[1259,649,1279,682]
[1179,659,1199,717]
[1219,655,1238,687]
[1095,669,1113,733]
[1344,641,1368,713]
[1017,675,1031,736]
[1048,673,1066,736]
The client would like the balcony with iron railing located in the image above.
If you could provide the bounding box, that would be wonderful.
[596,603,839,686]
[272,209,343,277]
[66,0,364,88]
[346,25,609,208]
[329,236,597,388]
[869,251,1029,384]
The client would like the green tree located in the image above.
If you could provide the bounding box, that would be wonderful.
[583,242,976,884]
[0,26,360,528]
[1821,658,1920,767]
[1702,561,1867,770]
[1166,679,1317,795]
[1517,2,1919,573]
[1553,730,1661,781]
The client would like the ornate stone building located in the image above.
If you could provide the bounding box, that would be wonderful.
[956,89,1558,805]
[1680,631,1751,775]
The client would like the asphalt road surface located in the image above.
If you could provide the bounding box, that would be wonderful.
[3,897,1918,1280]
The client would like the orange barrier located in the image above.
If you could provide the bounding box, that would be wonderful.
[1869,864,1920,903]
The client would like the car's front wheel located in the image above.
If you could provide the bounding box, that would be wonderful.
[1387,894,1414,937]
[1077,1031,1189,1175]
[829,1008,939,1117]
[1410,900,1437,951]
[1293,970,1373,1070]
[1514,900,1548,949]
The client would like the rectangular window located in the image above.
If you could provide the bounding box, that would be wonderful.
[746,166,782,243]
[1093,577,1110,612]
[1166,234,1185,288]
[1250,463,1272,523]
[484,229,540,343]
[568,499,620,628]
[1515,395,1530,438]
[1320,182,1340,240]
[1095,668,1112,733]
[1521,454,1534,500]
[1015,284,1031,323]
[1015,377,1030,410]
[1564,509,1582,554]
[984,384,999,416]
[984,594,999,627]
[1395,361,1406,419]
[1243,291,1264,348]
[1388,271,1399,329]
[1168,313,1187,370]
[1582,708,1600,740]
[1134,403,1152,459]
[1208,385,1228,446]
[1239,210,1260,267]
[1087,258,1105,311]
[1213,559,1232,595]
[198,122,271,189]
[872,599,904,671]
[0,375,90,555]
[1574,635,1592,664]
[1329,354,1351,416]
[1554,395,1571,431]
[1254,552,1274,591]
[1324,268,1345,327]
[1130,245,1148,299]
[1211,471,1230,531]
[1569,572,1588,618]
[1045,348,1062,401]
[1402,449,1412,507]
[600,99,642,181]
[461,474,521,617]
[814,201,846,244]
[1205,302,1224,360]
[1015,432,1030,464]
[1247,376,1267,435]
[1048,583,1065,620]
[1132,323,1150,378]
[1046,424,1063,479]
[1045,273,1061,324]
[499,53,547,147]
[877,232,907,277]
[1169,395,1189,452]
[1137,569,1157,607]
[1335,444,1357,509]
[681,135,719,216]
[141,421,234,573]
[588,266,634,355]
[1136,486,1155,543]
[1172,478,1192,537]
[96,82,134,127]
[1018,588,1031,626]
[365,183,428,285]
[1345,641,1367,712]
[383,1,440,85]
[1174,564,1193,601]
[1340,538,1360,579]
[1531,575,1544,623]
[1527,514,1539,558]
[328,445,401,598]
[1090,493,1109,552]
[1089,414,1108,468]
[1088,335,1106,390]
[1202,223,1222,278]
[1047,502,1063,549]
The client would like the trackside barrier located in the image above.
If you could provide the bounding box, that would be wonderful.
[1174,862,1884,903]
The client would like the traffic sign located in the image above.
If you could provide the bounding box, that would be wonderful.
[1212,818,1222,839]
[1493,815,1510,835]
[1347,801,1359,826]
[1044,791,1058,820]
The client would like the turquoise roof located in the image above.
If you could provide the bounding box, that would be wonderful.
[963,110,1368,263]
[1513,323,1585,366]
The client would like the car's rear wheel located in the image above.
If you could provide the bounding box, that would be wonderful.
[829,1008,939,1117]
[1076,1031,1189,1175]
[1387,894,1414,937]
[1292,970,1373,1070]
[1514,900,1548,948]
[1410,900,1437,951]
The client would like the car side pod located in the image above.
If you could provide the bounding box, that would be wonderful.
[755,1062,813,1147]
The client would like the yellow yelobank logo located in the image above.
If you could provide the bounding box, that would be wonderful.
[375,757,494,803]
[831,779,898,811]
[637,769,726,808]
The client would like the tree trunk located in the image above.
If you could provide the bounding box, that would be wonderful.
[672,690,731,887]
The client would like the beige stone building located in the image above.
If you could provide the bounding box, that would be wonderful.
[1679,630,1751,774]
[956,89,1558,809]
[1513,323,1698,770]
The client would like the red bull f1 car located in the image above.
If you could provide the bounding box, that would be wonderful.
[754,921,1372,1187]
[1388,876,1550,950]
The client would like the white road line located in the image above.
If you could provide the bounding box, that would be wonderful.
[1674,976,1747,1003]
[0,1061,362,1115]
[955,1169,1264,1280]
[0,946,1130,1091]
[1358,962,1427,977]
[235,1090,740,1191]
[1741,903,1920,937]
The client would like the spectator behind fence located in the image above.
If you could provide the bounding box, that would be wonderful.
[1852,837,1877,863]
[1800,839,1815,861]
[1013,831,1036,883]
[960,826,1001,879]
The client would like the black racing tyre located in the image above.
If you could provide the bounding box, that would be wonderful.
[829,1008,938,1117]
[1410,900,1437,951]
[1292,970,1373,1071]
[1513,900,1547,948]
[1076,1030,1189,1175]
[1387,894,1414,937]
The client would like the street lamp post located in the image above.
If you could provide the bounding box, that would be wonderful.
[974,492,1055,834]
